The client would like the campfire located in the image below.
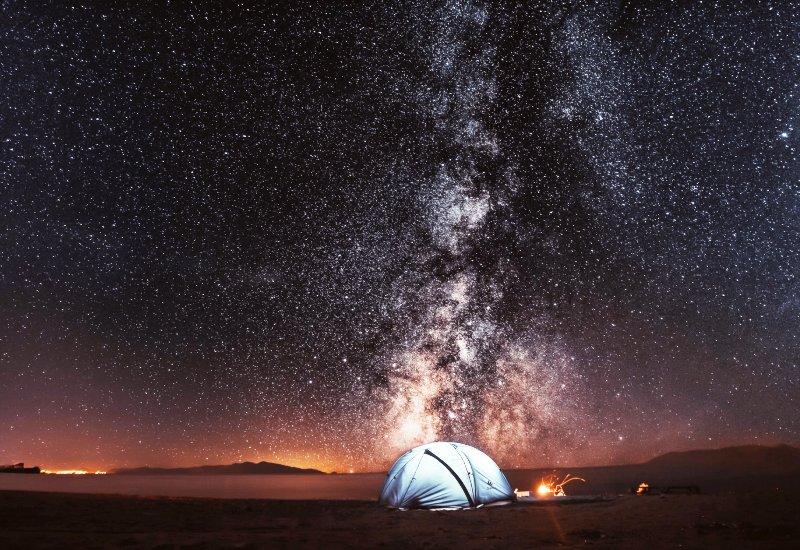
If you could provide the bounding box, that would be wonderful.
[535,472,586,497]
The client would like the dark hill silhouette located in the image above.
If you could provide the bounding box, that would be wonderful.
[644,443,800,478]
[504,444,800,495]
[111,461,324,475]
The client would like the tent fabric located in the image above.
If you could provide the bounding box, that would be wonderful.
[378,441,515,509]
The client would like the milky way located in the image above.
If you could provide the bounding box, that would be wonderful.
[372,2,583,465]
[1,1,798,471]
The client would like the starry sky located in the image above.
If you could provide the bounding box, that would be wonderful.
[1,1,798,473]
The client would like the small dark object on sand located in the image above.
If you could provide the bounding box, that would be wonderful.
[632,483,701,495]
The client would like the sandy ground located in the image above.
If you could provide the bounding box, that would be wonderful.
[1,489,799,549]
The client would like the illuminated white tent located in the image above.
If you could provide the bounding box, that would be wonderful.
[378,441,515,509]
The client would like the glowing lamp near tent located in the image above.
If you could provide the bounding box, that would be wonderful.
[378,442,516,509]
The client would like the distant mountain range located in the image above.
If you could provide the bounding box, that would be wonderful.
[504,444,800,494]
[644,443,800,478]
[107,444,800,483]
[111,461,325,475]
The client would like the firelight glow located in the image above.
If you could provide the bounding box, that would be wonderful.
[537,483,552,497]
[536,473,586,497]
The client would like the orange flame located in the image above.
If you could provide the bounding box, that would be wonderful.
[536,472,585,497]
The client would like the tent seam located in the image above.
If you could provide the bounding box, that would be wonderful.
[397,453,425,507]
[454,447,476,497]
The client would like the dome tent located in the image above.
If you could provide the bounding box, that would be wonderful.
[379,442,515,509]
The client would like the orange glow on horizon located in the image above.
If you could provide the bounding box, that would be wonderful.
[41,470,107,475]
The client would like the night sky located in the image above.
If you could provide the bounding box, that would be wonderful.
[1,1,798,473]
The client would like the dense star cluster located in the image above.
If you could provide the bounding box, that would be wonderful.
[1,1,798,472]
